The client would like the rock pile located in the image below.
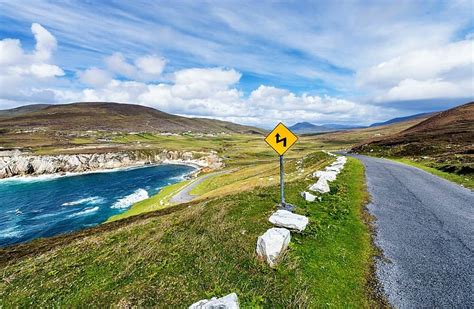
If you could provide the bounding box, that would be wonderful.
[305,153,347,200]
[256,210,310,267]
[255,153,346,268]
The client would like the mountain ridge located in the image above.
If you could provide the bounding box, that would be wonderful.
[0,102,264,134]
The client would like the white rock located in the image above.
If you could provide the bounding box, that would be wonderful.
[323,150,337,157]
[269,210,309,232]
[301,191,317,202]
[256,227,291,267]
[325,164,343,173]
[309,178,330,193]
[336,156,347,164]
[313,170,337,182]
[189,293,239,309]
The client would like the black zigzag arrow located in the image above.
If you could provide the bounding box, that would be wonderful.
[275,133,287,147]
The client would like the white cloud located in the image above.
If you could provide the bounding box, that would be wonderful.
[105,52,137,78]
[135,55,166,75]
[377,78,471,101]
[31,23,57,61]
[71,68,390,126]
[171,67,241,99]
[0,39,24,65]
[104,52,166,81]
[30,63,64,78]
[358,39,474,101]
[78,67,112,87]
[0,23,64,105]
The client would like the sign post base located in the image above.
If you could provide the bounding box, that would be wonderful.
[277,202,295,212]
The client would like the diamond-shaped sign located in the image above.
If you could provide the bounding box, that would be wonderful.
[265,122,298,156]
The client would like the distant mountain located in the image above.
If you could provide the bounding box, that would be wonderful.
[288,122,334,134]
[369,112,435,127]
[353,102,474,157]
[0,102,264,134]
[289,122,363,134]
[323,123,365,130]
[0,104,50,118]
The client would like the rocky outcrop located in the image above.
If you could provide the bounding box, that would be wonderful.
[0,149,223,179]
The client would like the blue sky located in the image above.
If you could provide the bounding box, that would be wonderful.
[0,0,472,127]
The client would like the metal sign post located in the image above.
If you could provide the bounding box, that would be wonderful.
[279,154,285,204]
[264,122,298,211]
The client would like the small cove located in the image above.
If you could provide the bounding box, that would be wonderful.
[0,164,195,247]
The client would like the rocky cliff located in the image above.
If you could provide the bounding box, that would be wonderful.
[0,150,223,179]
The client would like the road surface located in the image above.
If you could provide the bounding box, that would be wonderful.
[169,170,232,204]
[350,154,473,308]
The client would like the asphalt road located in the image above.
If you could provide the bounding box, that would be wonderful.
[350,155,473,308]
[169,169,232,204]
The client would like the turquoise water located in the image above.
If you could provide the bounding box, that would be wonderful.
[0,164,195,247]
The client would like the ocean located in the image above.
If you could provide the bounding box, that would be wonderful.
[0,164,195,247]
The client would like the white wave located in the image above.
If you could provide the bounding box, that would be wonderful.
[0,173,60,184]
[62,196,104,206]
[111,189,149,209]
[0,163,197,183]
[68,206,99,218]
[0,226,22,238]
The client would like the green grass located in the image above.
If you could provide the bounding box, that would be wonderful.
[114,152,334,221]
[0,156,380,307]
[393,158,474,189]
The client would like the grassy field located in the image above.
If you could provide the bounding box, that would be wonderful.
[0,154,384,307]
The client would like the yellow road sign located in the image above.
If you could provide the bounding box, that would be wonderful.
[265,122,298,155]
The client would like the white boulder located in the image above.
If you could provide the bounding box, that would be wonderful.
[189,293,239,309]
[313,170,337,182]
[336,156,347,164]
[269,210,309,232]
[256,227,291,267]
[301,191,318,202]
[325,164,343,173]
[308,178,330,193]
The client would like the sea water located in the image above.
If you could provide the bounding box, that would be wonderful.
[0,164,195,247]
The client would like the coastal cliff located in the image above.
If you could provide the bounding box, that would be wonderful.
[0,149,223,179]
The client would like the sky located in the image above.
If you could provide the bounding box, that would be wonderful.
[0,0,473,128]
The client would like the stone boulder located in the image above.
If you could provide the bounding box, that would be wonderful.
[189,293,239,309]
[256,227,291,267]
[269,210,309,232]
[336,156,347,164]
[313,170,337,182]
[325,164,343,173]
[301,191,318,202]
[308,177,330,194]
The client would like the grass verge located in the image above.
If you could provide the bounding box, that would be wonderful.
[0,156,381,307]
[393,158,473,189]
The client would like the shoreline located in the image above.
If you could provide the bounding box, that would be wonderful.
[0,160,204,183]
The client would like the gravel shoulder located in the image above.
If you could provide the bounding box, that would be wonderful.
[350,154,474,308]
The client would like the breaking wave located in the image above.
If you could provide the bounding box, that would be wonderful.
[62,196,104,206]
[0,226,23,239]
[68,206,100,218]
[111,189,149,209]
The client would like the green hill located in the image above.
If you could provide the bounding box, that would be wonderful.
[0,102,264,134]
